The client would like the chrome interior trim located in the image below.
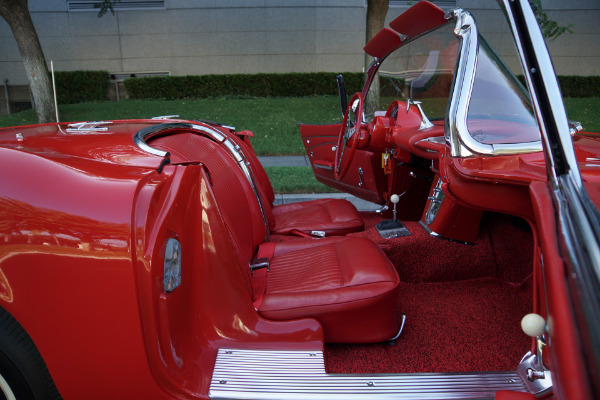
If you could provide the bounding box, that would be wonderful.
[314,163,334,171]
[419,221,473,245]
[446,9,478,157]
[209,348,549,400]
[375,204,389,214]
[446,9,543,157]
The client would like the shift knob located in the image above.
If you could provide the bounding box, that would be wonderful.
[391,194,400,204]
[521,313,546,337]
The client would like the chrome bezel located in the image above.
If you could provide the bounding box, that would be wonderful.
[163,238,182,293]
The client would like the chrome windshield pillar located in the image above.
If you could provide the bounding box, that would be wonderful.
[445,8,543,157]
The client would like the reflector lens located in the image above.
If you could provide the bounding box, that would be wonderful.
[163,238,181,292]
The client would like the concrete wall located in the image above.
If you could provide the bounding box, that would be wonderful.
[0,0,598,91]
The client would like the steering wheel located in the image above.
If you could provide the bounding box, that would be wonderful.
[335,92,364,180]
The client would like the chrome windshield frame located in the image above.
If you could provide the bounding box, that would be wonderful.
[445,8,543,157]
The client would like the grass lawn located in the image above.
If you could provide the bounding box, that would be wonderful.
[1,96,598,157]
[0,96,344,155]
[1,96,598,194]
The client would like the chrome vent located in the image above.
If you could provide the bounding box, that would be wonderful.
[67,1,165,12]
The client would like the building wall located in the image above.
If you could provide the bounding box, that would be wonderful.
[0,0,598,88]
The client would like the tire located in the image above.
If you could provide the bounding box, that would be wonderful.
[0,308,61,400]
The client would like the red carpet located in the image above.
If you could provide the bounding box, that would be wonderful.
[348,212,533,284]
[324,212,534,374]
[326,278,532,373]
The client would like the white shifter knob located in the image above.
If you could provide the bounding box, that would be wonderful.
[391,194,400,204]
[521,313,546,337]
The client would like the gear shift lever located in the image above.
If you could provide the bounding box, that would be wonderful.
[391,194,399,221]
[375,194,410,239]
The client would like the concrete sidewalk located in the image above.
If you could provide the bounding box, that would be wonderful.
[259,156,381,212]
[258,156,309,167]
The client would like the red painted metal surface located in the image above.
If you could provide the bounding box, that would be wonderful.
[1,2,599,399]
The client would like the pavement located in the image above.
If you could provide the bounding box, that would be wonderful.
[258,156,382,212]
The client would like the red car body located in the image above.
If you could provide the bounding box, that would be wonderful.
[0,1,598,399]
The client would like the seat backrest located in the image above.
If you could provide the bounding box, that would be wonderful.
[151,132,266,262]
[222,133,277,231]
[236,137,276,206]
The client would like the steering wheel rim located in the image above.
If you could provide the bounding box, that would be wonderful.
[334,92,364,180]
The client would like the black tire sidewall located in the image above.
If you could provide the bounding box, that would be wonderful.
[0,308,61,400]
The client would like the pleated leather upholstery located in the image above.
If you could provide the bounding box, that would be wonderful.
[260,237,400,343]
[272,198,364,235]
[152,131,400,343]
[234,136,365,236]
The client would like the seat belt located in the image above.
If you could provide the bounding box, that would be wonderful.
[250,242,276,310]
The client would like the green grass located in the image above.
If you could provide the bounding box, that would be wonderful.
[0,96,344,155]
[564,97,600,134]
[1,96,598,156]
[265,166,338,194]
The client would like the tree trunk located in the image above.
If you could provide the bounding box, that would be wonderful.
[0,0,56,123]
[364,0,388,120]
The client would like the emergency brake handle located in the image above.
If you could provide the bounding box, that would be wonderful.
[336,74,348,119]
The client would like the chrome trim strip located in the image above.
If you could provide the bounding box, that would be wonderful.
[313,163,334,171]
[133,124,171,157]
[446,9,543,157]
[499,0,580,184]
[209,348,548,400]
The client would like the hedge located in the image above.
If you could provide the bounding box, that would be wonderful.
[126,72,600,100]
[557,76,600,98]
[515,75,599,98]
[55,70,109,104]
[124,72,365,100]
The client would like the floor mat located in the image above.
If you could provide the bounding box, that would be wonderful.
[325,277,532,374]
[349,212,533,284]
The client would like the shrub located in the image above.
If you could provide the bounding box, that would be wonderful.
[558,76,600,98]
[55,70,109,104]
[124,72,365,99]
[123,72,600,100]
[516,75,599,98]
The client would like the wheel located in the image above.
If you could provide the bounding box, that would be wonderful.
[334,92,364,180]
[0,308,61,400]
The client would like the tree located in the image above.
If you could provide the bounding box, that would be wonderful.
[0,0,55,123]
[94,0,120,17]
[529,0,573,41]
[364,0,389,119]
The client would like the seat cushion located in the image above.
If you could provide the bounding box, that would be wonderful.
[258,237,400,343]
[272,198,364,236]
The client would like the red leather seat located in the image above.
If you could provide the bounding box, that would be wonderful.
[259,237,400,343]
[233,135,365,236]
[270,198,364,236]
[151,131,400,343]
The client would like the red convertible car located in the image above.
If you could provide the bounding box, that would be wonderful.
[0,0,598,399]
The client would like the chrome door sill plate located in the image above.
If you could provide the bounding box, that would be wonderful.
[209,349,551,400]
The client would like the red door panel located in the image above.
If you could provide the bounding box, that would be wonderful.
[299,123,385,204]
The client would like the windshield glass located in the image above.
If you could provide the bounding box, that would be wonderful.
[366,17,541,149]
[372,23,458,123]
[467,36,540,144]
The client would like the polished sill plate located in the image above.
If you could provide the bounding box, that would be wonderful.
[209,349,552,400]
